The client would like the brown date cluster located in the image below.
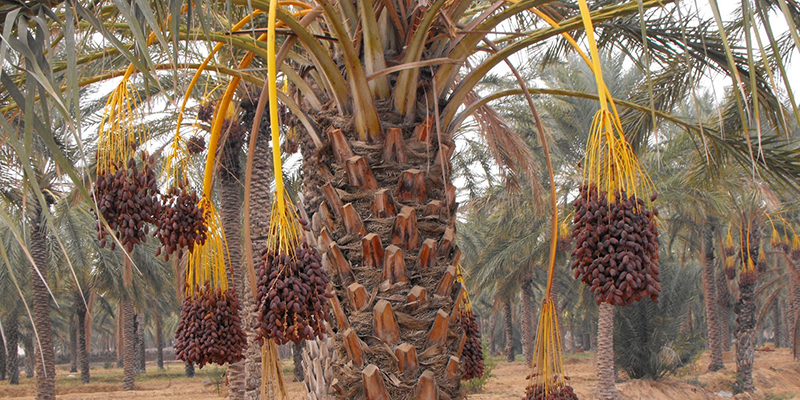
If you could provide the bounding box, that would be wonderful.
[197,102,214,123]
[187,135,206,154]
[459,312,485,380]
[174,283,247,368]
[256,237,332,345]
[93,153,159,252]
[571,185,661,306]
[739,268,758,286]
[154,183,207,261]
[523,384,578,400]
[724,256,737,280]
[755,248,767,273]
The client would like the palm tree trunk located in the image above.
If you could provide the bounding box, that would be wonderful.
[220,138,246,400]
[22,333,34,378]
[789,275,800,360]
[75,292,90,383]
[773,299,783,348]
[132,314,139,374]
[716,262,733,350]
[504,299,515,362]
[596,302,617,400]
[184,361,195,378]
[85,292,94,358]
[6,309,19,384]
[153,306,164,370]
[122,294,135,390]
[31,208,55,400]
[521,277,535,365]
[245,127,272,397]
[116,302,123,368]
[0,327,6,381]
[300,113,467,398]
[735,279,756,392]
[488,311,497,357]
[300,334,335,400]
[69,314,78,373]
[292,342,305,381]
[701,225,724,371]
[136,313,146,374]
[779,298,789,348]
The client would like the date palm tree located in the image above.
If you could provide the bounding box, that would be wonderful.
[2,1,800,399]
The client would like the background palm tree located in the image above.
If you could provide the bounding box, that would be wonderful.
[2,1,800,399]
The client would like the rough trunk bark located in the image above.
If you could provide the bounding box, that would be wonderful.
[504,299,515,362]
[220,135,246,400]
[85,292,94,357]
[116,301,123,368]
[301,334,336,400]
[122,294,135,390]
[789,271,800,360]
[773,299,783,348]
[302,115,465,398]
[0,326,6,381]
[22,333,34,378]
[521,277,535,365]
[596,302,616,400]
[779,298,789,349]
[69,314,78,373]
[154,306,164,370]
[701,225,725,371]
[132,314,139,374]
[246,123,272,399]
[293,342,305,381]
[136,313,146,374]
[716,263,733,351]
[5,309,19,384]
[31,208,55,399]
[488,311,497,357]
[75,292,90,383]
[185,361,195,377]
[735,280,756,392]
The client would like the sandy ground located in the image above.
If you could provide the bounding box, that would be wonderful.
[472,348,800,400]
[2,349,798,399]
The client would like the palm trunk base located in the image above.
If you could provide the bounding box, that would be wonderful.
[735,281,756,392]
[185,361,195,378]
[521,279,535,365]
[32,211,56,400]
[301,335,336,400]
[122,298,136,390]
[6,312,19,384]
[702,226,725,372]
[596,302,617,400]
[504,300,515,363]
[77,295,90,384]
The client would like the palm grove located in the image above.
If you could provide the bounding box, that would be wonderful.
[0,1,799,400]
